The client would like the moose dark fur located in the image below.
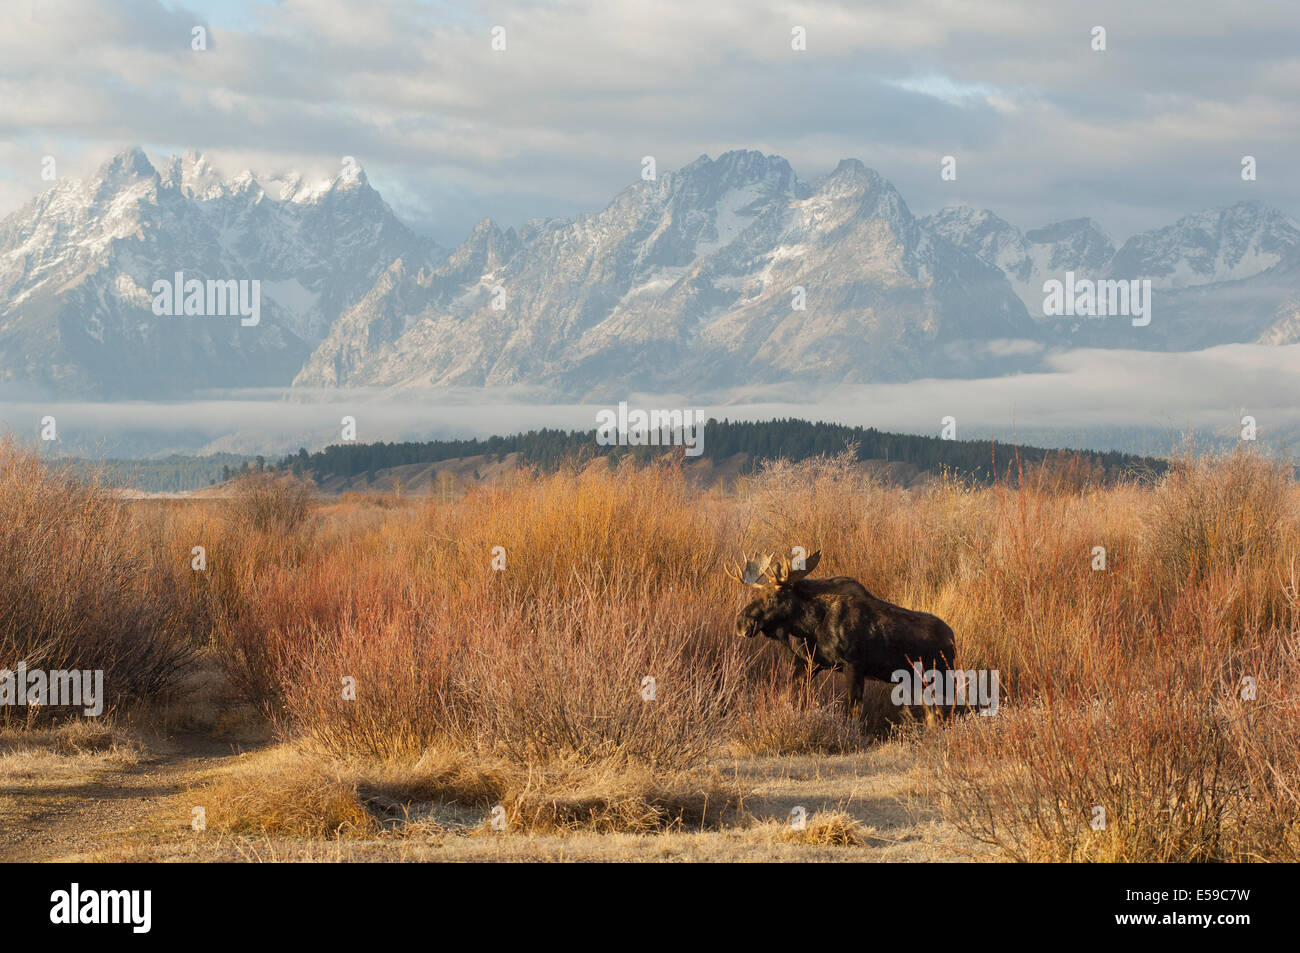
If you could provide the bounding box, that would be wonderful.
[729,551,956,715]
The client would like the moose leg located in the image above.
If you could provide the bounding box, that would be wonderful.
[843,663,863,718]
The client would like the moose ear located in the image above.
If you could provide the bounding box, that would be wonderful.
[783,550,822,584]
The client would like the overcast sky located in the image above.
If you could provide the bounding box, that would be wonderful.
[3,0,1298,246]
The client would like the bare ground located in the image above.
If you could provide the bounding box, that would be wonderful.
[0,729,246,862]
[0,724,991,862]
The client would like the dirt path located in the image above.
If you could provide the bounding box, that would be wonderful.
[0,732,248,862]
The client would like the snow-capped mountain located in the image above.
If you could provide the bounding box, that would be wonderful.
[294,151,1036,395]
[0,148,439,397]
[922,206,1116,320]
[930,200,1300,349]
[1,147,1297,400]
[1109,203,1299,289]
[1097,204,1300,348]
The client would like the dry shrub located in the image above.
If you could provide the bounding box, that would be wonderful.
[731,673,881,755]
[196,746,741,838]
[195,749,377,838]
[211,459,759,771]
[929,678,1300,862]
[458,582,745,769]
[490,761,741,834]
[355,753,507,810]
[925,451,1300,861]
[0,440,196,717]
[48,719,121,755]
[0,718,138,759]
[228,470,315,534]
[1143,449,1297,630]
[778,810,871,846]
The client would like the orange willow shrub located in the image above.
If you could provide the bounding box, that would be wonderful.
[928,450,1300,861]
[0,441,196,717]
[201,458,760,767]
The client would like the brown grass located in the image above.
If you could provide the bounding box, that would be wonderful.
[194,748,377,838]
[777,809,872,846]
[192,745,742,839]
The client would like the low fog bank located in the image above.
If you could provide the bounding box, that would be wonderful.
[2,345,1297,461]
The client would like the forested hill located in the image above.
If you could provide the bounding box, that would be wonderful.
[57,452,254,493]
[279,418,1168,485]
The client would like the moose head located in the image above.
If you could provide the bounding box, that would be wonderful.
[726,550,822,641]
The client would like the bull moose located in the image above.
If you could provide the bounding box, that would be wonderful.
[727,551,956,716]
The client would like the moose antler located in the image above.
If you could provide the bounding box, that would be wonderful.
[769,550,822,586]
[724,553,774,587]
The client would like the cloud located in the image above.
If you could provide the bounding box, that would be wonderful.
[1,0,1298,244]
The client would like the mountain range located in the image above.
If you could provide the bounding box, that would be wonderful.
[1,147,1297,399]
